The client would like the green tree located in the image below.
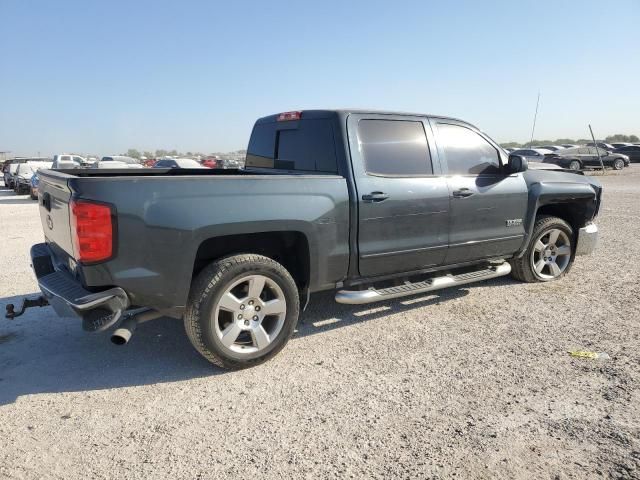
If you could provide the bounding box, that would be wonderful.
[143,151,154,159]
[605,134,639,143]
[500,142,521,148]
[155,149,168,157]
[126,149,141,159]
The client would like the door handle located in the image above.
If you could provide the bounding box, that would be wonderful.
[362,191,390,202]
[452,188,474,198]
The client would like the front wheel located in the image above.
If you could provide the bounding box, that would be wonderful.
[184,254,300,369]
[613,158,624,170]
[568,160,581,171]
[510,215,574,283]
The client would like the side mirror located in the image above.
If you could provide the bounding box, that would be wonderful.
[508,154,528,173]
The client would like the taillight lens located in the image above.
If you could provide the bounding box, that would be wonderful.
[70,200,113,263]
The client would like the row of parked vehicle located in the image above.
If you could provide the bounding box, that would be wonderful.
[504,142,640,171]
[1,154,246,199]
[2,158,52,199]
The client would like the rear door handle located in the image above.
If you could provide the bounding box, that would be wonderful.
[452,188,474,198]
[362,191,390,202]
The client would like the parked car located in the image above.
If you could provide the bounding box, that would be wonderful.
[96,156,144,168]
[7,109,603,370]
[3,159,25,188]
[30,170,42,199]
[546,146,629,170]
[510,148,553,163]
[52,154,84,169]
[14,161,53,194]
[154,158,207,169]
[3,158,49,189]
[560,144,580,149]
[586,142,616,151]
[610,142,633,149]
[539,145,565,151]
[224,158,242,169]
[201,156,224,168]
[614,145,640,163]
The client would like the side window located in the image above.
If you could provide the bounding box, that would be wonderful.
[61,155,71,161]
[358,119,432,176]
[437,123,501,175]
[72,156,83,163]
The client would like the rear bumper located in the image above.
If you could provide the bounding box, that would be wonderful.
[575,223,598,256]
[31,243,129,323]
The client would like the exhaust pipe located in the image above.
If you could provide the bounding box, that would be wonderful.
[110,309,162,345]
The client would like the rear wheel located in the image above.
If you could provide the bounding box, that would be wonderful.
[510,215,574,283]
[184,254,300,369]
[613,158,624,170]
[568,160,581,171]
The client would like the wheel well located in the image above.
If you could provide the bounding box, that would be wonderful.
[192,231,310,289]
[536,203,588,233]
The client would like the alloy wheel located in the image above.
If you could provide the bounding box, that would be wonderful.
[212,274,287,355]
[530,228,572,280]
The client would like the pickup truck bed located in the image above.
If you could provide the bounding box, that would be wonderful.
[38,167,350,317]
[11,109,602,369]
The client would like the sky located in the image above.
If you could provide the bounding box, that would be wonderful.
[1,0,639,157]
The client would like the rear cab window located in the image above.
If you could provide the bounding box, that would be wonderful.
[246,112,338,173]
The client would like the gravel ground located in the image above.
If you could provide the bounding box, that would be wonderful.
[0,168,639,479]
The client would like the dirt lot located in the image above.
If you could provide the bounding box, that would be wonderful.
[0,168,639,479]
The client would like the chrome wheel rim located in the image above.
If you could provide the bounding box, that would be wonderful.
[530,228,572,280]
[212,274,286,355]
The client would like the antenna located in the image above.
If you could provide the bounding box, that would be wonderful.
[529,92,540,147]
[589,124,605,172]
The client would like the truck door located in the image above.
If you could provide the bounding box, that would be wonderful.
[347,114,450,277]
[431,119,528,264]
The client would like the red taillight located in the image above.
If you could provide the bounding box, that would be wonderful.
[70,200,113,263]
[277,111,302,121]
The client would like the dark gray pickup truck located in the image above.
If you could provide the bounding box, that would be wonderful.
[6,110,602,369]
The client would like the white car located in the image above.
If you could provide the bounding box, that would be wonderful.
[14,161,53,194]
[52,154,86,169]
[153,158,207,169]
[94,156,144,169]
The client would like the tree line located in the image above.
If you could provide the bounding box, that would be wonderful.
[500,134,639,149]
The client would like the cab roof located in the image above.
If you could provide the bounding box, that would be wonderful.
[254,109,478,129]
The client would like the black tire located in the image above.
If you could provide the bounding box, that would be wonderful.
[510,215,575,283]
[613,158,624,170]
[568,160,581,171]
[184,254,300,369]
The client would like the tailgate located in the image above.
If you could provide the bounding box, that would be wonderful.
[38,170,75,259]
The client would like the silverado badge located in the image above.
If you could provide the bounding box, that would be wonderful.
[506,218,523,227]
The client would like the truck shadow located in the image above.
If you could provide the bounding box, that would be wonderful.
[0,280,513,405]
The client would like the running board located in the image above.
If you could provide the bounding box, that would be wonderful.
[335,262,511,305]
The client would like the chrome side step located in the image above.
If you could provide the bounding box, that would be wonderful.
[335,262,511,305]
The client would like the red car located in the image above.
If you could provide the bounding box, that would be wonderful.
[201,156,223,168]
